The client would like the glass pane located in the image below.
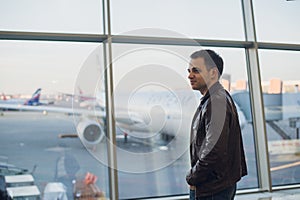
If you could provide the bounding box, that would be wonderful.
[253,0,300,44]
[0,0,103,33]
[259,50,300,186]
[111,0,245,40]
[112,44,258,199]
[0,41,109,199]
[215,48,259,190]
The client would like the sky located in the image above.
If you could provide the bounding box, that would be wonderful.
[0,0,299,95]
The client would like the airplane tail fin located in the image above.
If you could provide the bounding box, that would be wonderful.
[24,88,42,105]
[78,86,83,95]
[1,92,7,100]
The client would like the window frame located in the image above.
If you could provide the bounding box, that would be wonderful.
[1,0,300,199]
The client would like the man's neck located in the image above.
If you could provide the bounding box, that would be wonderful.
[200,80,218,96]
[200,88,208,96]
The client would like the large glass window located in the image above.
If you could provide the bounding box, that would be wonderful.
[111,44,258,199]
[0,41,109,199]
[253,0,300,44]
[259,50,300,186]
[0,0,103,33]
[1,1,300,198]
[111,0,245,40]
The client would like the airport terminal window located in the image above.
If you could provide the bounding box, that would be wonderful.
[253,0,300,44]
[0,0,103,34]
[0,41,109,199]
[111,43,258,199]
[110,0,245,40]
[259,49,300,186]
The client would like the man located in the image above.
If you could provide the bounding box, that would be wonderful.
[186,49,247,200]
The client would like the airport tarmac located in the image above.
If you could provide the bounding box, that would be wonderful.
[0,111,299,199]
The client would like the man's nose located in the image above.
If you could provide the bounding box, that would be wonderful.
[188,72,194,79]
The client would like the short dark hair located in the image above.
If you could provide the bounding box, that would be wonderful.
[190,49,224,77]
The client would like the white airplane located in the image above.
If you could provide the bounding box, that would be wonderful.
[0,89,248,147]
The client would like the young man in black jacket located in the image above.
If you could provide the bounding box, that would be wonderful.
[186,49,247,200]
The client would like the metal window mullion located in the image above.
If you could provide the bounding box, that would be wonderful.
[245,48,272,191]
[0,31,107,42]
[1,31,300,51]
[103,0,119,199]
[258,42,300,51]
[241,0,272,192]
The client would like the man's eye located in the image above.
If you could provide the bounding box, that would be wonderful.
[188,67,200,73]
[192,68,200,73]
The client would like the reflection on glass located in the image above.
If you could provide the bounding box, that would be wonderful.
[259,50,300,186]
[112,44,258,199]
[0,41,109,199]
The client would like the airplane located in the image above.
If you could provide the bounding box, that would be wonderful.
[57,87,97,104]
[55,87,103,110]
[0,88,42,106]
[0,88,248,148]
[113,89,247,140]
[77,87,97,102]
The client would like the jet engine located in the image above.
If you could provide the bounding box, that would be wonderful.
[76,119,104,147]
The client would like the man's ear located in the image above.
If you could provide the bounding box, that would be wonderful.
[211,67,219,79]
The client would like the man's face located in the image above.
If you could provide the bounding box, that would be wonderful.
[188,57,211,92]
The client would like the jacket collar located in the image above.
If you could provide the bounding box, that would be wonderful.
[200,81,223,106]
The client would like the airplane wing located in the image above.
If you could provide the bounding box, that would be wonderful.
[114,111,145,125]
[0,103,105,117]
[0,103,148,126]
[0,103,109,146]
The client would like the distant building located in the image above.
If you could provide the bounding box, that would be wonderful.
[268,78,283,94]
[235,79,248,91]
[221,74,231,91]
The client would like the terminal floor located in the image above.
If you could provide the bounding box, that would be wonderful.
[235,188,300,200]
[151,188,300,200]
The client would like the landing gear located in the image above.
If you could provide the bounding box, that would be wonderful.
[124,133,128,143]
[160,133,174,142]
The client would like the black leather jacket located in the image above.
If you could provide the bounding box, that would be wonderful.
[186,82,247,197]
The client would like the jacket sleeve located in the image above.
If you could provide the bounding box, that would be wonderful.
[186,95,231,186]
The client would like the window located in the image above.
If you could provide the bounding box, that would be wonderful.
[253,0,300,44]
[1,0,300,198]
[111,0,244,40]
[259,49,300,186]
[0,0,103,34]
[0,41,109,199]
[112,44,258,198]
